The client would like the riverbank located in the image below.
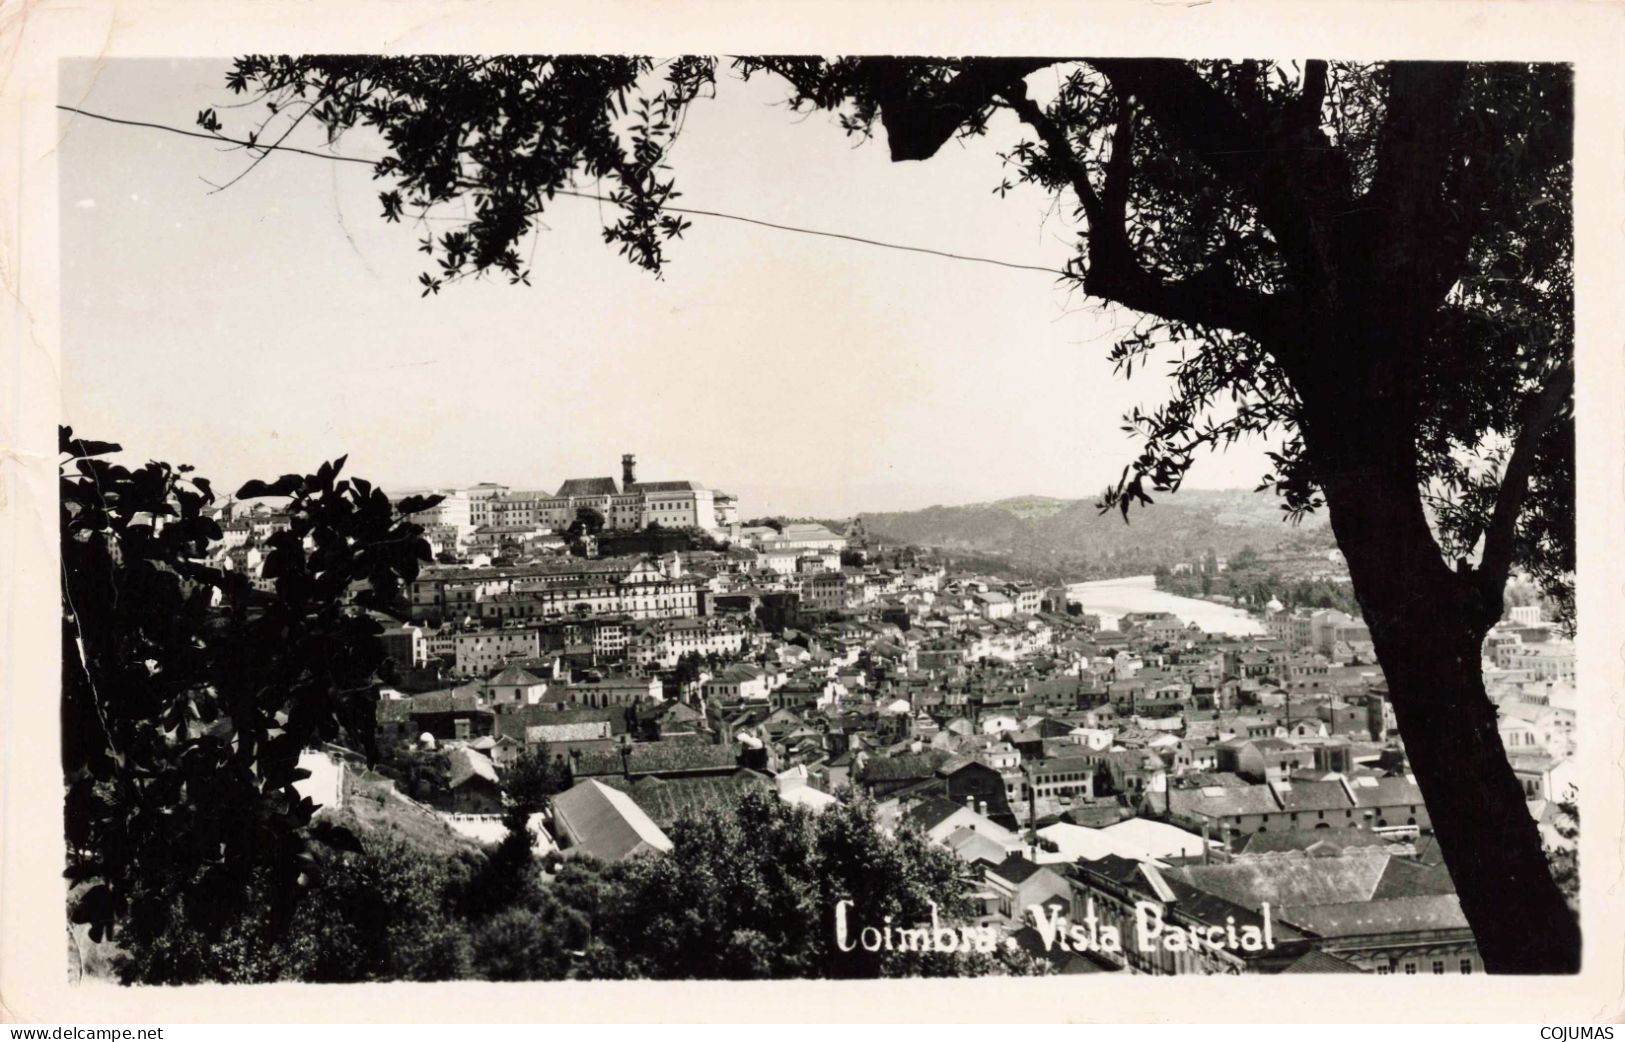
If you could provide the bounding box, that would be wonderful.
[1066,574,1265,636]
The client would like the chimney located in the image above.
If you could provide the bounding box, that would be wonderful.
[978,799,988,816]
[622,453,637,489]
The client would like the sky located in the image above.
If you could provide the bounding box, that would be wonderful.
[59,57,1278,518]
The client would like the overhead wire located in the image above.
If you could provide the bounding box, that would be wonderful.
[56,103,1071,279]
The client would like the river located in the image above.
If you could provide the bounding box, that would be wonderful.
[1066,574,1265,636]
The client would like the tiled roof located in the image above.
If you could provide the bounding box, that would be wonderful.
[1030,754,1099,775]
[860,749,952,782]
[1369,856,1457,900]
[527,721,614,743]
[987,853,1049,886]
[944,827,1010,863]
[1273,781,1354,813]
[572,740,740,777]
[1278,948,1365,973]
[551,779,672,861]
[1234,829,1393,856]
[1075,855,1304,944]
[1349,776,1425,808]
[377,687,486,722]
[647,700,704,724]
[488,664,547,686]
[779,523,839,539]
[1408,834,1446,867]
[1173,850,1395,909]
[447,746,500,788]
[1276,894,1468,937]
[596,770,770,828]
[1167,784,1281,819]
[556,477,620,497]
[903,797,975,833]
[627,480,705,493]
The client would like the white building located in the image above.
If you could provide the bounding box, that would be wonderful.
[454,628,541,676]
[760,523,847,553]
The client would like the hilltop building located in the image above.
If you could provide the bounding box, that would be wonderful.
[397,453,734,544]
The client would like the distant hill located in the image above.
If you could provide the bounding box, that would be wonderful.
[858,489,1333,583]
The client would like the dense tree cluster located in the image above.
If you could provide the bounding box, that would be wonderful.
[61,428,440,956]
[1153,548,1363,616]
[109,790,1044,983]
[500,747,572,814]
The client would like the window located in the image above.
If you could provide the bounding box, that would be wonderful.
[1460,959,1473,974]
[1404,962,1416,974]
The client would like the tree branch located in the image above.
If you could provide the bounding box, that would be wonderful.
[1084,58,1294,226]
[997,81,1104,227]
[1295,60,1329,133]
[1084,59,1271,180]
[1083,59,1346,291]
[1356,62,1470,289]
[1100,94,1135,228]
[862,58,1057,161]
[1476,359,1574,610]
[998,79,1285,339]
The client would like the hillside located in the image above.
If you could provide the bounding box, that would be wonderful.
[323,765,485,858]
[858,489,1333,583]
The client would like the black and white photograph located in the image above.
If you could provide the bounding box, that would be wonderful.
[6,0,1625,1025]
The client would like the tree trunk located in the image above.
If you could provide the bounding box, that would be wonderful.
[1310,412,1579,973]
[1370,604,1579,973]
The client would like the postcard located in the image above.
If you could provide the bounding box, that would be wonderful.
[3,0,1623,1024]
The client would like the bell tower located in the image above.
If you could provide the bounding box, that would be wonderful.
[621,453,637,488]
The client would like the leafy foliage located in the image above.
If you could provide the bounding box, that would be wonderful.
[566,505,606,541]
[501,747,570,814]
[61,427,438,951]
[569,790,1045,979]
[207,56,717,290]
[110,784,1043,982]
[373,745,452,805]
[1154,547,1363,616]
[116,837,475,984]
[210,56,1571,626]
[461,808,540,920]
[1547,793,1579,909]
